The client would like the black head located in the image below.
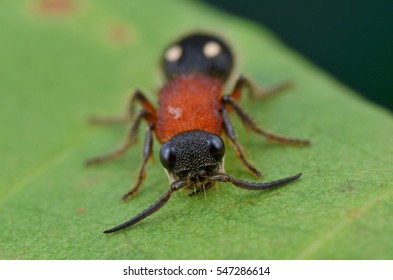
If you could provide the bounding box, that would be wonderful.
[159,130,225,181]
[162,33,234,81]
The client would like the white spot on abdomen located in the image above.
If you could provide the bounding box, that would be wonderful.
[203,41,221,58]
[165,45,182,62]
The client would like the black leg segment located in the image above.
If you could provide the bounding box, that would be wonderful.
[121,124,154,201]
[220,106,262,177]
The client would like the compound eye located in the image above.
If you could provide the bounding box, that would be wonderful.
[159,141,177,171]
[207,134,225,161]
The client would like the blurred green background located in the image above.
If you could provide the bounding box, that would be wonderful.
[203,0,393,110]
[1,0,393,260]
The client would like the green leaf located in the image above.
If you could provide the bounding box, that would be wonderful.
[1,0,392,259]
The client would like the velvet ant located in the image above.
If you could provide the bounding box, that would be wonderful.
[86,33,310,233]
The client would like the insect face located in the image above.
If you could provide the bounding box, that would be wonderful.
[162,33,234,81]
[159,130,225,185]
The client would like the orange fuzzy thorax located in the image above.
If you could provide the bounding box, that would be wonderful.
[156,73,223,143]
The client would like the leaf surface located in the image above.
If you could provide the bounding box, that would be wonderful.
[1,0,392,259]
